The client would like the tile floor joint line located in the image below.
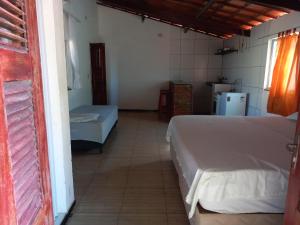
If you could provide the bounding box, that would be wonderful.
[69,112,189,225]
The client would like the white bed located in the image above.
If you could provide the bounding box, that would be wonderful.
[166,115,296,223]
[70,105,118,144]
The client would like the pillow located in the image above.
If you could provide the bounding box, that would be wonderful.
[286,112,298,120]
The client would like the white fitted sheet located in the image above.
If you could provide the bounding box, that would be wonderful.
[70,105,118,144]
[171,145,284,225]
[166,115,295,217]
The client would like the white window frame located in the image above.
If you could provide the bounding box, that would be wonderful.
[264,37,278,90]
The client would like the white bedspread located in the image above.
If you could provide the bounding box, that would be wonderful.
[70,105,118,144]
[70,113,100,123]
[166,115,295,218]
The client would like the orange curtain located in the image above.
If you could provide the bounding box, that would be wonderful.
[267,34,300,116]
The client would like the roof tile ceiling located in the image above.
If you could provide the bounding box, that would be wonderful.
[96,0,300,38]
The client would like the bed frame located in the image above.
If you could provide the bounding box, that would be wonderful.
[70,105,118,154]
[71,120,118,154]
[192,204,283,225]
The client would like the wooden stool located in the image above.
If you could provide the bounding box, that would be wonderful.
[158,90,170,120]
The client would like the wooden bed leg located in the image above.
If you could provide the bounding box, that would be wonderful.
[114,120,118,128]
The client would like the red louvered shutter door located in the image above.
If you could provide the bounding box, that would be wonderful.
[0,0,53,225]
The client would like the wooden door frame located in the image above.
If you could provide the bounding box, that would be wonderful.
[90,43,108,105]
[284,112,300,224]
[4,0,298,223]
[35,0,75,223]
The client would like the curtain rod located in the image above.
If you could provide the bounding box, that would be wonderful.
[258,26,300,40]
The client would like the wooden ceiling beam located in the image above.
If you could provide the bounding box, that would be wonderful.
[202,14,254,28]
[205,7,263,24]
[194,17,251,36]
[206,8,265,23]
[197,0,216,18]
[245,0,299,11]
[96,0,300,37]
[203,7,256,27]
[165,0,203,9]
[163,2,251,36]
[197,0,252,30]
[96,0,231,38]
[181,0,254,35]
[97,0,250,37]
[220,2,277,19]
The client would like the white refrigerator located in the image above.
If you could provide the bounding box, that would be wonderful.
[216,92,247,116]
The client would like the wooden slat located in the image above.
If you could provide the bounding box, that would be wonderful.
[11,140,35,165]
[206,7,265,23]
[0,6,25,25]
[97,0,250,37]
[0,29,26,43]
[11,136,34,156]
[17,182,40,211]
[0,17,26,34]
[96,0,293,38]
[98,1,228,38]
[9,125,32,146]
[7,108,32,131]
[14,165,38,195]
[246,0,299,12]
[4,80,43,225]
[0,0,24,15]
[221,2,278,19]
[197,0,215,18]
[8,0,24,7]
[202,14,254,28]
[4,81,31,94]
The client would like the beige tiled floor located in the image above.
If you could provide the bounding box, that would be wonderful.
[68,112,190,225]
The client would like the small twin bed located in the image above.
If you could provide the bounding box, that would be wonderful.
[70,105,118,151]
[166,115,296,225]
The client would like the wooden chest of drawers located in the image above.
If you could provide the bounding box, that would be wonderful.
[169,81,193,117]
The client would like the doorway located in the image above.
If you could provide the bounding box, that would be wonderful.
[90,43,108,105]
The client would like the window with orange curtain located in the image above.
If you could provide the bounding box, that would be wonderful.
[267,33,300,116]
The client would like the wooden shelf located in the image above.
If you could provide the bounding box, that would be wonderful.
[215,49,238,55]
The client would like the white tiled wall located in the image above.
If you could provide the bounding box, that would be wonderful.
[97,5,224,111]
[222,11,300,116]
[169,27,223,114]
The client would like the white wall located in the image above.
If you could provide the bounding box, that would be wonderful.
[65,0,101,110]
[169,28,223,113]
[97,6,223,112]
[97,6,171,110]
[66,4,300,114]
[222,11,300,116]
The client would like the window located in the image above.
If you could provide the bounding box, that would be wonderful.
[63,12,73,90]
[264,38,278,90]
[63,10,81,90]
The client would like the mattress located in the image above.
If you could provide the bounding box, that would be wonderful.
[166,115,295,217]
[171,145,284,225]
[70,105,118,144]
